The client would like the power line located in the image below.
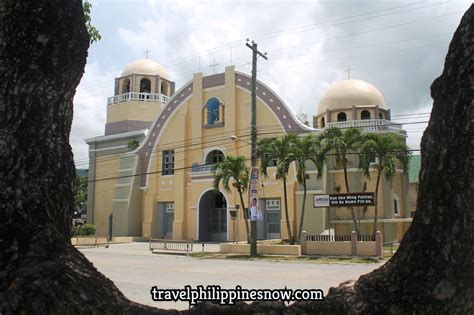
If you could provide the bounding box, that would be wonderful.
[75,115,429,166]
[89,146,420,185]
[80,119,429,178]
[74,1,459,95]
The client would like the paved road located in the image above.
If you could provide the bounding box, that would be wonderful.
[81,242,382,310]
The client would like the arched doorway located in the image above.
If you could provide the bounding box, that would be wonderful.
[198,190,227,241]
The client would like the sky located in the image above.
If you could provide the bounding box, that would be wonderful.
[72,0,472,169]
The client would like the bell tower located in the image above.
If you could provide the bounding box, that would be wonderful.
[105,59,175,135]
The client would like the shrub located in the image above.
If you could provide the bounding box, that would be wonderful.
[71,226,81,237]
[83,224,96,236]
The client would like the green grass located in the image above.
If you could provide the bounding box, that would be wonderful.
[189,252,381,264]
[383,244,399,251]
[382,244,399,259]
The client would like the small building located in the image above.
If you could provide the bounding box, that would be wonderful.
[86,59,413,243]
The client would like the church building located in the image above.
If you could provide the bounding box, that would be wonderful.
[85,59,412,243]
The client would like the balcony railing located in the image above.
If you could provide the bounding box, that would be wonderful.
[107,92,170,105]
[325,119,406,135]
[191,164,215,173]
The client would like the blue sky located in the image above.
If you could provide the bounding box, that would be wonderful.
[72,0,472,168]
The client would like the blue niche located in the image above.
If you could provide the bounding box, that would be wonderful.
[206,97,220,125]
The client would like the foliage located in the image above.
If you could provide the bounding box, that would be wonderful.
[73,175,88,210]
[258,133,298,179]
[71,224,96,236]
[320,127,363,236]
[83,224,96,236]
[293,134,325,243]
[359,133,412,181]
[320,127,363,171]
[71,226,81,237]
[127,140,140,151]
[359,132,412,235]
[82,1,101,43]
[213,155,250,243]
[213,156,249,193]
[258,133,298,244]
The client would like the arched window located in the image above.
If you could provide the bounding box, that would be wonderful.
[206,150,224,165]
[379,112,384,119]
[337,112,347,122]
[161,81,168,96]
[140,78,151,93]
[122,79,130,94]
[206,97,220,125]
[320,117,325,128]
[361,110,371,120]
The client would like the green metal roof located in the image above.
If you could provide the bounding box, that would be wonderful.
[408,155,421,183]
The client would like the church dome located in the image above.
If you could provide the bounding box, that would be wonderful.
[317,79,386,114]
[121,59,169,79]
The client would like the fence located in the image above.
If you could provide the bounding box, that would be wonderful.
[71,236,109,248]
[301,231,382,257]
[149,239,194,255]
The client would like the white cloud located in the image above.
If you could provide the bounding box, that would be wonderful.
[71,60,120,168]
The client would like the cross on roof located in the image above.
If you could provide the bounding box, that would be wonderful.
[144,48,151,59]
[209,59,219,74]
[345,66,353,80]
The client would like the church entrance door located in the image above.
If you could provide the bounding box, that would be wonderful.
[198,190,227,242]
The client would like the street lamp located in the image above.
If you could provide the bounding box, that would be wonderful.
[229,135,250,145]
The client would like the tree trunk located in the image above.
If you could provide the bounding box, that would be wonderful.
[283,178,294,245]
[237,186,250,243]
[0,1,166,313]
[344,166,361,237]
[372,170,382,236]
[297,176,307,243]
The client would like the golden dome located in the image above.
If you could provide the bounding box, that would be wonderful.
[317,79,386,114]
[121,59,169,79]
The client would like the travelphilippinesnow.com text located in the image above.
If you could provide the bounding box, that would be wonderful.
[150,285,324,305]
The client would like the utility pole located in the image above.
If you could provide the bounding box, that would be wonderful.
[246,39,267,257]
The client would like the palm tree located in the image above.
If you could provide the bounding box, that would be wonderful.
[213,155,250,243]
[359,133,412,236]
[320,127,363,236]
[294,134,325,243]
[258,133,298,244]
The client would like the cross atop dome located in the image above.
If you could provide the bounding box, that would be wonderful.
[345,66,353,80]
[144,48,151,59]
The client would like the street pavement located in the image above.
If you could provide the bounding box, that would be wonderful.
[81,242,383,310]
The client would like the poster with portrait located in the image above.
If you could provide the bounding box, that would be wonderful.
[249,167,263,221]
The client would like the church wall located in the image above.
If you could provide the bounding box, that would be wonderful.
[91,63,413,244]
[140,67,301,242]
[295,193,326,235]
[93,154,120,236]
[106,101,163,124]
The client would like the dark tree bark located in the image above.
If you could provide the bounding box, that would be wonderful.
[0,1,171,313]
[1,1,472,314]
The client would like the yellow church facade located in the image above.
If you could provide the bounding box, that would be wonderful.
[86,59,412,243]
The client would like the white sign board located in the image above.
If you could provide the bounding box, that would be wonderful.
[313,194,330,208]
